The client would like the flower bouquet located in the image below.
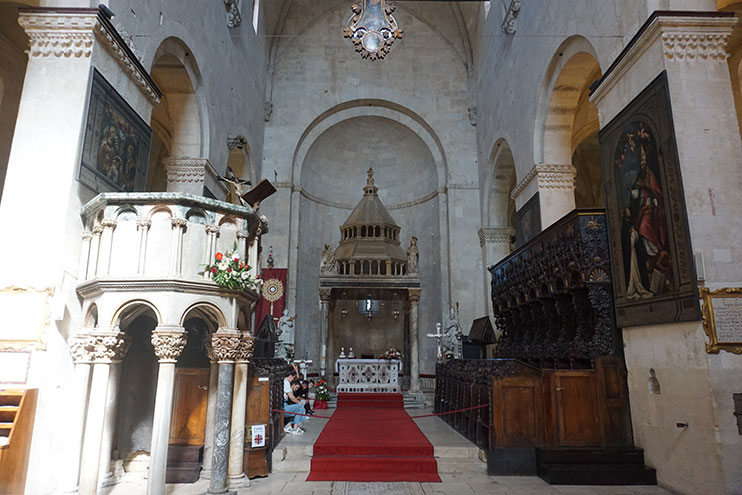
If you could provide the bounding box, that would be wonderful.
[313,378,331,409]
[204,242,261,291]
[380,347,403,361]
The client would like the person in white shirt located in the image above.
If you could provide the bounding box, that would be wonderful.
[283,368,308,434]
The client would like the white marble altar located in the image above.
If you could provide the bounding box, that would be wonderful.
[335,358,400,393]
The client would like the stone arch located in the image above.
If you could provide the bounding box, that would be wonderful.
[145,37,206,191]
[535,36,604,209]
[84,303,98,328]
[485,138,516,228]
[291,99,447,189]
[111,299,162,327]
[178,301,227,329]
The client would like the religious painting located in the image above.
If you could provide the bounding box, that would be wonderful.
[78,69,152,193]
[599,71,699,328]
[513,192,541,248]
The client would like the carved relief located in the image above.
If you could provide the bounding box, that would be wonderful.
[662,32,730,62]
[211,327,242,362]
[151,327,187,363]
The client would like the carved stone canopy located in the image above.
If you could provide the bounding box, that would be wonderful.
[325,168,411,278]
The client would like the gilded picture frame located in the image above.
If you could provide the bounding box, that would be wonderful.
[699,287,742,354]
[598,71,699,328]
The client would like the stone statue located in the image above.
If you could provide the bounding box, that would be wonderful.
[443,304,461,358]
[320,243,337,274]
[406,236,419,275]
[277,309,295,344]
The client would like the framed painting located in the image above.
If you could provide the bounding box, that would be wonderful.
[599,71,699,328]
[513,192,541,248]
[78,69,152,193]
[699,287,742,354]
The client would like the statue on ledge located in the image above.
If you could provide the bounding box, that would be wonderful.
[406,236,419,275]
[444,304,462,359]
[320,243,337,274]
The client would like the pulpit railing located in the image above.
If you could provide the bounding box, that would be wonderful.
[489,209,616,367]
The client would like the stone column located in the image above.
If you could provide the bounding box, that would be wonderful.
[77,231,93,282]
[88,225,103,279]
[319,288,332,378]
[62,332,94,492]
[78,327,127,495]
[408,289,422,394]
[97,218,117,276]
[169,218,188,277]
[147,326,188,495]
[98,359,123,486]
[228,333,255,488]
[511,164,576,230]
[479,227,514,319]
[207,327,242,495]
[200,358,219,479]
[136,219,152,275]
[204,225,220,280]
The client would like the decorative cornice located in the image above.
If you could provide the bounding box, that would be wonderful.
[211,327,241,363]
[163,157,208,184]
[151,326,187,363]
[18,8,162,104]
[511,164,576,200]
[19,11,97,58]
[298,187,440,211]
[408,288,422,303]
[479,227,514,247]
[591,12,737,105]
[76,277,260,304]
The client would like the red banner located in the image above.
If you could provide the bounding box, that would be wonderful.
[254,268,288,329]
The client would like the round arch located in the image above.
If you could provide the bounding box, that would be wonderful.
[534,36,602,167]
[483,138,517,228]
[111,299,162,327]
[179,301,227,329]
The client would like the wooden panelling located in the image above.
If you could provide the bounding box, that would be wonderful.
[597,357,634,445]
[555,372,603,446]
[244,376,271,478]
[0,389,38,495]
[492,375,544,448]
[169,368,209,445]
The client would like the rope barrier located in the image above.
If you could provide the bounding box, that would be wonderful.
[272,403,488,420]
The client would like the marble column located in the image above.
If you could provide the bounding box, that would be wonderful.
[479,227,514,319]
[207,327,241,495]
[98,360,123,486]
[97,218,117,276]
[319,289,332,378]
[147,326,188,495]
[204,225,220,280]
[408,289,422,393]
[228,334,255,488]
[62,333,94,493]
[136,219,152,275]
[200,359,219,479]
[78,327,127,495]
[169,218,187,277]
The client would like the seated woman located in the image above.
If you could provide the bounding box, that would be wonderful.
[295,380,315,416]
[283,379,308,435]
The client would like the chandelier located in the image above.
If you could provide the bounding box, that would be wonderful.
[343,0,403,60]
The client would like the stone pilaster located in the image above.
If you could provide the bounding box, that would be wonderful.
[408,288,422,394]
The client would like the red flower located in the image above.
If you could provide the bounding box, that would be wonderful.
[246,265,251,271]
[210,267,217,274]
[215,252,223,261]
[227,267,232,272]
[239,262,244,269]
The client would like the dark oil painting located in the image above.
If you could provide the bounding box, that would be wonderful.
[599,71,699,328]
[79,69,152,193]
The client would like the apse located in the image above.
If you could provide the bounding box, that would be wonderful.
[294,115,442,375]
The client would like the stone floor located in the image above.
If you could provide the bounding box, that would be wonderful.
[103,407,677,495]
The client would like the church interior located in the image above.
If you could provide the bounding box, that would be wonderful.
[0,0,741,494]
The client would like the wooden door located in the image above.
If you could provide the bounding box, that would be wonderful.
[244,375,271,478]
[169,368,209,445]
[555,371,603,446]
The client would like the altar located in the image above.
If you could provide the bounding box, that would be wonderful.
[335,358,401,393]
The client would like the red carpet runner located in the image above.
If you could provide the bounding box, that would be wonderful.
[306,393,441,482]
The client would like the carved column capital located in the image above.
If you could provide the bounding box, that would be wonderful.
[206,224,221,236]
[211,327,242,363]
[101,218,118,230]
[18,11,97,58]
[408,288,422,304]
[236,230,249,240]
[171,218,188,230]
[69,331,94,363]
[83,326,128,363]
[235,333,255,363]
[319,288,333,303]
[478,227,514,247]
[151,326,187,363]
[92,225,104,236]
[81,231,93,241]
[136,219,152,231]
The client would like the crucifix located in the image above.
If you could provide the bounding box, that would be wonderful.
[292,358,313,380]
[426,322,445,363]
